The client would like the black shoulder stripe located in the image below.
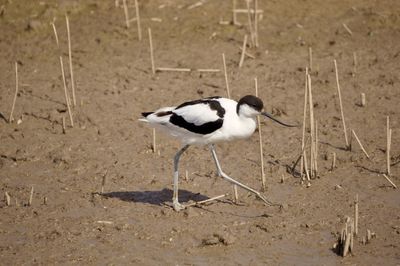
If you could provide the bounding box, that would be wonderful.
[208,100,225,118]
[142,112,154,117]
[175,99,225,118]
[169,114,223,135]
[156,111,173,117]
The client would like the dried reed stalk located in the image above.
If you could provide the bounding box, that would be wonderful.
[59,56,74,127]
[9,62,19,123]
[232,0,238,25]
[196,69,221,73]
[51,23,60,47]
[66,15,76,106]
[314,120,318,177]
[233,185,239,203]
[307,74,315,177]
[382,174,397,189]
[308,47,313,71]
[152,128,157,153]
[234,9,263,14]
[222,53,231,98]
[300,68,308,179]
[360,93,366,107]
[342,23,353,36]
[148,28,155,74]
[134,0,142,40]
[354,194,359,236]
[303,150,311,187]
[239,35,248,68]
[185,194,227,207]
[237,46,255,58]
[334,59,349,149]
[255,77,266,189]
[62,116,66,134]
[331,152,336,170]
[122,0,130,28]
[254,0,259,47]
[156,67,191,72]
[386,116,391,175]
[351,130,370,159]
[28,186,34,206]
[5,192,11,206]
[245,0,255,47]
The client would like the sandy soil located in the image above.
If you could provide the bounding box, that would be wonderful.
[0,0,399,265]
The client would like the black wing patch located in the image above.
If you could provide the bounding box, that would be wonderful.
[169,114,223,135]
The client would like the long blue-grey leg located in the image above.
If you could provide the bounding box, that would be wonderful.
[209,144,277,206]
[172,144,189,211]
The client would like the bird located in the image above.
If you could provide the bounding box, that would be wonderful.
[140,95,296,211]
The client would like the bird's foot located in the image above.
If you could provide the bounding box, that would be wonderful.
[173,200,186,212]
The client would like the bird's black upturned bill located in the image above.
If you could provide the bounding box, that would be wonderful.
[261,112,298,127]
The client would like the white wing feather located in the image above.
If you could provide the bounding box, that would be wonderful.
[173,103,221,125]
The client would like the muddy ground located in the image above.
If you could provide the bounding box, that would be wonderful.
[0,0,399,265]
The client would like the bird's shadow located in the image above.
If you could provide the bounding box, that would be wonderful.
[101,188,209,206]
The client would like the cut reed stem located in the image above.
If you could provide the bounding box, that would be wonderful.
[351,130,370,159]
[9,62,19,123]
[5,191,11,206]
[360,93,366,107]
[156,67,191,72]
[300,68,308,179]
[51,22,60,47]
[62,116,66,134]
[314,120,318,177]
[222,53,231,99]
[307,74,315,178]
[239,35,248,68]
[382,174,397,189]
[303,150,311,187]
[195,69,221,73]
[254,0,258,47]
[255,77,266,189]
[342,23,353,36]
[66,15,76,107]
[233,185,239,203]
[186,194,227,207]
[334,59,349,150]
[59,56,74,127]
[237,46,255,58]
[354,194,359,236]
[233,9,263,14]
[232,0,238,25]
[386,116,391,175]
[152,128,157,153]
[331,152,336,171]
[245,0,255,47]
[28,186,34,206]
[134,0,142,40]
[148,28,155,74]
[122,0,130,28]
[308,47,313,71]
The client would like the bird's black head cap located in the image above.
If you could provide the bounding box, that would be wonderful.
[237,95,264,114]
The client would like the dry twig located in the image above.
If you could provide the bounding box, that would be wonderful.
[9,62,19,123]
[334,59,349,149]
